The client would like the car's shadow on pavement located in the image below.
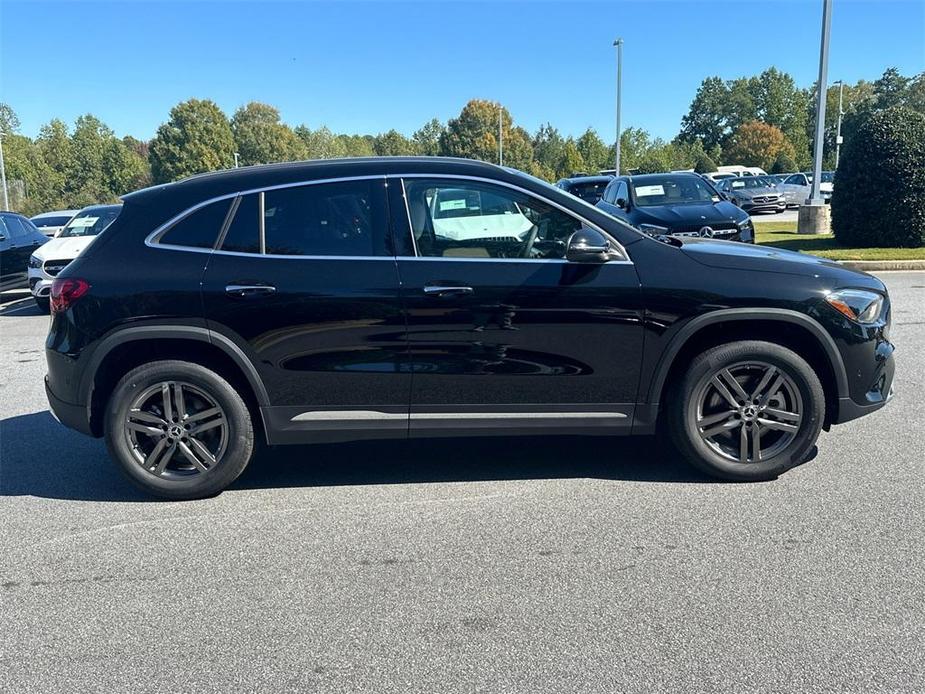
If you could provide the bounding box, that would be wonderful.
[0,411,712,503]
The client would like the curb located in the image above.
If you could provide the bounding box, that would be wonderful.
[838,260,925,272]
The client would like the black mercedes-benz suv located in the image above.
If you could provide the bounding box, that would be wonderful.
[597,172,754,242]
[45,157,894,499]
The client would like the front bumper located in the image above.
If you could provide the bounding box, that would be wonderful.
[832,335,895,424]
[27,268,53,298]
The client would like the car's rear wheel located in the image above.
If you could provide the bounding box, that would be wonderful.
[668,340,824,481]
[104,360,254,500]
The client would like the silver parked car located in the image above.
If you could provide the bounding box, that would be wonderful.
[777,172,834,207]
[716,176,787,214]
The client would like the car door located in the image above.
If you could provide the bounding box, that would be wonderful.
[391,175,644,435]
[199,177,411,442]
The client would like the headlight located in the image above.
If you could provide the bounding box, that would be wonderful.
[637,223,669,236]
[29,255,41,268]
[825,289,884,324]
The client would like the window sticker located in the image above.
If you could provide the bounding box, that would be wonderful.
[439,199,467,211]
[635,185,664,197]
[732,181,746,188]
[69,216,99,228]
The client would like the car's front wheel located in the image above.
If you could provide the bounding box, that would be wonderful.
[104,360,254,499]
[668,340,824,481]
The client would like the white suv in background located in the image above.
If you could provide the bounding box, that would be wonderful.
[28,204,122,311]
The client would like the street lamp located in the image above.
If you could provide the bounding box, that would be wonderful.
[798,0,833,235]
[234,152,240,169]
[0,128,9,210]
[613,38,623,175]
[498,104,503,166]
[835,79,845,168]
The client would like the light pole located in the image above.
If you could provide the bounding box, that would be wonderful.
[835,79,844,168]
[807,0,832,206]
[498,104,503,166]
[613,38,623,175]
[0,128,9,210]
[233,152,240,169]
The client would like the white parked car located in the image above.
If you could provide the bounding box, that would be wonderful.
[429,187,534,243]
[29,210,79,237]
[777,171,834,207]
[717,165,768,177]
[28,204,121,311]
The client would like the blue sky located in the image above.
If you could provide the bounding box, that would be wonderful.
[2,0,923,142]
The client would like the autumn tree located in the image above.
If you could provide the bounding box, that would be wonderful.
[441,100,532,170]
[724,121,795,170]
[149,99,234,183]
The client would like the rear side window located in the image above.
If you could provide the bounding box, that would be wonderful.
[264,180,385,256]
[160,199,232,249]
[220,179,388,257]
[221,194,260,253]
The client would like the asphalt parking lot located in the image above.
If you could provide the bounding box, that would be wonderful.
[1,274,923,694]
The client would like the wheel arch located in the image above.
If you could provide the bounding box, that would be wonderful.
[83,326,269,438]
[643,309,848,429]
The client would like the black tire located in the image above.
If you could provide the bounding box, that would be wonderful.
[104,360,254,500]
[667,340,824,482]
[34,296,49,313]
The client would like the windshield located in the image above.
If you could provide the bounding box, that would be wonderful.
[631,176,717,206]
[59,207,121,238]
[727,177,773,189]
[432,189,519,219]
[32,215,72,228]
[568,181,609,203]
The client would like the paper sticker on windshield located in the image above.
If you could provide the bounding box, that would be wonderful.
[69,216,99,228]
[635,185,664,197]
[439,199,467,211]
[732,181,745,188]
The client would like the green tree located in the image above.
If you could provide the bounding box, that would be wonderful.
[0,103,21,135]
[693,151,717,173]
[679,77,734,152]
[149,99,234,183]
[231,102,304,166]
[832,107,925,248]
[412,118,445,156]
[295,125,348,159]
[337,133,375,157]
[532,124,566,175]
[373,129,417,156]
[575,128,609,173]
[557,139,586,178]
[770,151,797,173]
[441,100,532,170]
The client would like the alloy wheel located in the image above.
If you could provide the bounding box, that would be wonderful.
[123,381,228,479]
[693,361,803,464]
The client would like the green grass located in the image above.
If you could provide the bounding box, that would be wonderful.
[753,221,925,261]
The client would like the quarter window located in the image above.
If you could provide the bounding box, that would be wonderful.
[402,179,585,260]
[160,199,232,249]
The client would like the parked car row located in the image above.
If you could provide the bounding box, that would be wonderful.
[0,205,121,310]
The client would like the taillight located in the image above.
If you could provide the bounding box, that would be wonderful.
[50,278,90,313]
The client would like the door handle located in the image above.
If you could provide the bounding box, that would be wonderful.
[423,285,473,297]
[225,283,277,297]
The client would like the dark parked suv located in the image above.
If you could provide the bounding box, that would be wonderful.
[45,157,894,499]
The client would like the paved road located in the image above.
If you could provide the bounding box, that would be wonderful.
[1,274,923,693]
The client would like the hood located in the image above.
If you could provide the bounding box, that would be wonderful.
[32,235,96,261]
[731,186,778,199]
[677,237,885,290]
[635,201,745,227]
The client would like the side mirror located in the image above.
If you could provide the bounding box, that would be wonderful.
[566,228,613,263]
[616,197,628,210]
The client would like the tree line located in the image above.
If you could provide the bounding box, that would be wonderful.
[1,67,921,216]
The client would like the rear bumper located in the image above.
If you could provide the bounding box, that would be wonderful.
[45,376,93,436]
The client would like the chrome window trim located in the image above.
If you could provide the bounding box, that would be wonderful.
[144,172,632,265]
[392,173,632,264]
